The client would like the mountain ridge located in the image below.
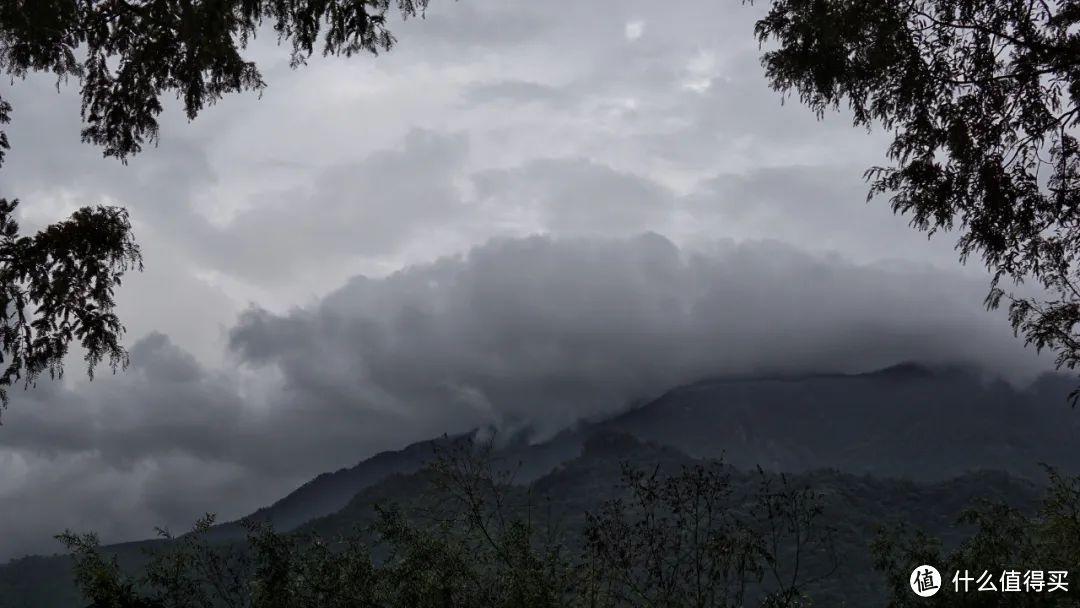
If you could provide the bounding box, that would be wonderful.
[1,362,1076,607]
[123,363,1080,547]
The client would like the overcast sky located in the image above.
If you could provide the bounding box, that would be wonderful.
[0,0,1055,561]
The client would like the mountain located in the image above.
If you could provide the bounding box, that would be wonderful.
[589,363,1080,479]
[0,364,1072,606]
[222,363,1080,536]
[292,431,1044,607]
[0,433,1044,607]
[196,437,446,543]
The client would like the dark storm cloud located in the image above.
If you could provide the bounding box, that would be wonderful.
[229,233,1048,444]
[3,331,439,476]
[0,330,462,561]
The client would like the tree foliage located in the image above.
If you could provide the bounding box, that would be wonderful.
[0,0,428,161]
[584,463,835,608]
[57,437,835,608]
[0,0,425,413]
[872,466,1080,606]
[753,0,1080,397]
[0,201,141,404]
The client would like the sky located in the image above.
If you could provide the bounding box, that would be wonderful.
[0,0,1056,561]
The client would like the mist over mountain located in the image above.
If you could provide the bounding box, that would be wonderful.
[222,362,1080,534]
[228,235,1053,444]
[1,363,1071,606]
[1,234,1057,566]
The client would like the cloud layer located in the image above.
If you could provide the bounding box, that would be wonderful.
[231,234,1048,440]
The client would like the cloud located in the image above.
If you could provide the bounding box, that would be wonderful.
[472,158,674,236]
[191,129,471,283]
[0,0,911,318]
[678,164,967,270]
[0,330,449,560]
[229,233,1049,444]
[393,1,555,55]
[462,80,570,107]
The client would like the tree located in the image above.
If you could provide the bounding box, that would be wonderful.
[57,435,836,607]
[872,466,1080,606]
[0,0,426,413]
[583,463,836,608]
[752,0,1080,398]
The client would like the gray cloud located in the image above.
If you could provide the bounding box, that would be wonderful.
[472,159,674,236]
[397,2,555,53]
[462,80,569,107]
[191,129,471,283]
[229,233,1049,444]
[679,164,967,269]
[0,0,919,314]
[0,330,453,560]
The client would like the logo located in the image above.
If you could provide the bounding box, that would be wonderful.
[911,565,942,597]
